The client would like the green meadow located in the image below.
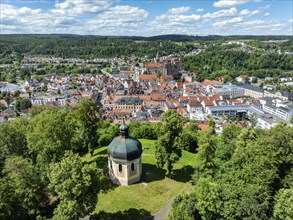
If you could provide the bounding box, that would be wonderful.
[83,139,197,219]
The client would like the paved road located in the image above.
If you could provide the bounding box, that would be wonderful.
[151,185,194,220]
[152,197,174,220]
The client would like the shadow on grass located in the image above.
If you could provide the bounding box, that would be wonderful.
[141,163,166,183]
[88,154,118,193]
[99,174,117,193]
[94,208,153,220]
[171,165,194,183]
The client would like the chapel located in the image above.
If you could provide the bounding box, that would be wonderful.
[107,123,142,185]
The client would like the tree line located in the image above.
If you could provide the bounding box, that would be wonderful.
[0,105,292,219]
[0,99,103,219]
[183,44,293,82]
[0,106,199,219]
[169,123,293,220]
[0,35,196,63]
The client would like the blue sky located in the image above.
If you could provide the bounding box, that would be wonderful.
[1,0,292,36]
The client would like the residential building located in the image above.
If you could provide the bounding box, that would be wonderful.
[262,99,293,121]
[187,100,204,120]
[114,97,143,112]
[31,95,66,106]
[207,84,245,98]
[240,84,264,99]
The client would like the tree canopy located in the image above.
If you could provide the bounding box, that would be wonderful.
[48,151,102,220]
[170,123,293,220]
[155,110,185,176]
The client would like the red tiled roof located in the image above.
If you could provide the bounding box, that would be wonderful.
[120,70,135,74]
[198,124,209,132]
[162,75,174,80]
[139,74,157,81]
[145,62,164,68]
[150,94,166,101]
[177,108,188,114]
[188,100,202,107]
[202,79,222,86]
[113,109,133,114]
[201,99,214,106]
[145,101,160,108]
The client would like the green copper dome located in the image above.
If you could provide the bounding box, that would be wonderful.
[108,124,142,163]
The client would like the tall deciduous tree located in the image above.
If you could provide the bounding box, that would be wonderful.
[26,108,73,176]
[74,98,100,155]
[175,129,198,153]
[273,189,293,220]
[155,110,184,176]
[48,151,102,220]
[169,193,199,220]
[0,118,28,168]
[0,156,47,219]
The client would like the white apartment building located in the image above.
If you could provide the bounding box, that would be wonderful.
[207,84,244,98]
[31,95,67,106]
[262,102,293,121]
[187,100,205,120]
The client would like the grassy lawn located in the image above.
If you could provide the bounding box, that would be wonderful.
[84,139,197,219]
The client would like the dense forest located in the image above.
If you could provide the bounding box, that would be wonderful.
[0,35,196,61]
[1,34,292,83]
[169,123,293,220]
[0,34,292,63]
[0,102,292,219]
[183,45,293,81]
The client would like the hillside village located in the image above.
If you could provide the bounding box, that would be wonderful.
[1,54,293,130]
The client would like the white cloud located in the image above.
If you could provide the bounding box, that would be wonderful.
[102,5,148,20]
[264,12,270,17]
[240,9,250,15]
[250,9,261,16]
[0,1,291,36]
[213,0,249,8]
[168,6,190,15]
[148,8,202,36]
[53,0,113,15]
[213,0,261,8]
[155,13,201,24]
[196,8,204,12]
[239,20,266,26]
[85,5,149,35]
[213,16,244,27]
[1,4,41,17]
[203,7,237,19]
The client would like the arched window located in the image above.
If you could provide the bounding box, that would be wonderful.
[131,163,135,172]
[119,164,122,172]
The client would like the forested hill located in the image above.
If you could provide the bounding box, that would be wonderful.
[0,34,197,59]
[120,34,293,42]
[0,34,292,60]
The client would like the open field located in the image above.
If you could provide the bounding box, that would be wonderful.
[83,139,197,219]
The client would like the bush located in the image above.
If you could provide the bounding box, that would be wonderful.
[98,134,112,146]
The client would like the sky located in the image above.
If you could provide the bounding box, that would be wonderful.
[0,0,292,36]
